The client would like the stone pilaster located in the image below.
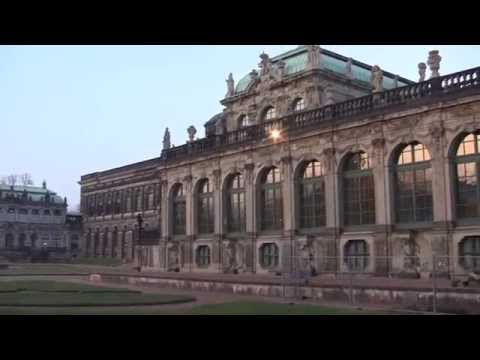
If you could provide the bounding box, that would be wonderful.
[244,163,255,234]
[160,179,169,241]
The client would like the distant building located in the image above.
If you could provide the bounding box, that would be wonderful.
[0,182,81,261]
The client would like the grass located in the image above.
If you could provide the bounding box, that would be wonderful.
[0,280,194,307]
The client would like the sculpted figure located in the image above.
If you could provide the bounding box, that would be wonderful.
[259,52,272,76]
[163,127,171,150]
[187,125,197,142]
[225,73,235,97]
[370,65,383,93]
[427,50,441,78]
[307,45,321,69]
[418,62,427,82]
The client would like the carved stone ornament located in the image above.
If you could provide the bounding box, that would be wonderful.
[427,50,441,78]
[306,45,321,69]
[346,58,353,79]
[226,73,235,98]
[370,65,383,93]
[418,62,427,82]
[187,126,197,142]
[259,52,273,76]
[163,127,171,150]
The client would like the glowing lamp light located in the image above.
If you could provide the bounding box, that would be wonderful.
[270,129,281,141]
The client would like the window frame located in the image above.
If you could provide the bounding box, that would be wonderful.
[259,167,283,232]
[226,173,246,234]
[197,179,215,235]
[298,160,326,231]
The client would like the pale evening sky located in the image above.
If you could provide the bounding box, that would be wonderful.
[1,45,479,210]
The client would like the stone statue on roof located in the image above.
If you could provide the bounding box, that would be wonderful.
[418,62,427,82]
[259,52,272,76]
[427,50,441,78]
[346,58,353,79]
[187,126,197,143]
[276,60,286,80]
[370,65,383,93]
[163,128,171,150]
[226,73,235,98]
[307,45,321,69]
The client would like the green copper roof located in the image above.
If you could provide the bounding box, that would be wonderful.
[234,46,412,94]
[0,184,64,204]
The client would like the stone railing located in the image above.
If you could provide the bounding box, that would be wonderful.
[161,66,480,162]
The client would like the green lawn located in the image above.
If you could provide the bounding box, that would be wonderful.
[0,280,194,307]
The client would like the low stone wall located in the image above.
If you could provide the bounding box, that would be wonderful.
[98,274,480,314]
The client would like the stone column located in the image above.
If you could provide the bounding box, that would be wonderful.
[244,162,256,273]
[184,175,194,271]
[280,154,294,273]
[159,179,169,270]
[322,147,339,272]
[371,137,390,275]
[212,169,223,273]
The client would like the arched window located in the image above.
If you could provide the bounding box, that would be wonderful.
[263,106,276,121]
[395,142,433,223]
[260,167,283,231]
[96,193,104,216]
[5,233,14,249]
[134,188,142,212]
[226,173,246,233]
[344,240,369,272]
[238,114,251,128]
[459,236,480,271]
[260,243,279,268]
[196,246,211,267]
[298,160,326,229]
[293,98,305,112]
[197,179,214,234]
[18,233,26,248]
[172,184,186,235]
[114,191,122,214]
[342,151,375,226]
[455,132,480,219]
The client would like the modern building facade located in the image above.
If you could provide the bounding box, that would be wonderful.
[0,182,81,260]
[79,46,480,277]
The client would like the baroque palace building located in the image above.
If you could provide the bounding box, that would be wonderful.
[80,45,480,277]
[0,182,82,260]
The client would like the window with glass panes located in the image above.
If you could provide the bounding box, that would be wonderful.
[293,98,305,112]
[459,236,480,271]
[344,240,369,271]
[260,167,283,231]
[196,246,211,267]
[260,243,279,268]
[238,114,250,128]
[111,228,118,257]
[172,184,186,235]
[125,190,132,213]
[343,152,375,226]
[395,143,433,223]
[226,173,246,233]
[5,233,14,249]
[455,132,480,219]
[197,179,214,234]
[299,160,326,229]
[114,191,122,214]
[263,106,276,121]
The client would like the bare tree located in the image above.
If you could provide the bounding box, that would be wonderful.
[19,173,34,186]
[7,174,17,186]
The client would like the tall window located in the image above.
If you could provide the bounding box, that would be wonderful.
[96,193,104,216]
[18,234,26,248]
[298,160,326,229]
[293,98,305,112]
[30,233,37,249]
[263,106,276,121]
[147,187,155,210]
[226,173,246,233]
[5,233,14,249]
[114,191,122,214]
[134,188,142,212]
[105,192,112,215]
[260,167,283,231]
[111,228,118,258]
[172,184,186,235]
[238,114,251,128]
[196,246,211,267]
[197,179,214,234]
[260,243,279,268]
[455,132,480,219]
[344,240,369,271]
[343,152,375,226]
[459,236,480,271]
[125,190,132,213]
[395,142,432,223]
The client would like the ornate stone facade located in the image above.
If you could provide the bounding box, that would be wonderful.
[79,46,480,279]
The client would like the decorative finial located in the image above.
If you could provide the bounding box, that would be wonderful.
[249,69,258,81]
[163,127,171,150]
[427,50,441,78]
[226,73,235,97]
[259,52,272,76]
[42,180,47,189]
[187,126,197,143]
[418,62,427,82]
[370,65,383,93]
